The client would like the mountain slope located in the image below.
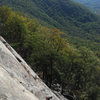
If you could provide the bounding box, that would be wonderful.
[0,0,98,26]
[0,0,100,50]
[73,0,100,15]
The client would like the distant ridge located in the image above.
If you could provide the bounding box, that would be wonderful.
[73,0,100,15]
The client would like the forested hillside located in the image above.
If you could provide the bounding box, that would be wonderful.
[0,0,100,99]
[0,6,100,100]
[73,0,100,15]
[0,0,100,51]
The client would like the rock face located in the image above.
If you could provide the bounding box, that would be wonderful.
[0,36,67,100]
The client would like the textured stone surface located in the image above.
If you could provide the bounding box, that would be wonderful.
[0,65,38,100]
[0,36,67,100]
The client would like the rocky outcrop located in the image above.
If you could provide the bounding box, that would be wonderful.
[0,36,67,100]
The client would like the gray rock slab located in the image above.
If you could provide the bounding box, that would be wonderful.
[0,65,38,100]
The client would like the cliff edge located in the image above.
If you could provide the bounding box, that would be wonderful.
[0,36,67,100]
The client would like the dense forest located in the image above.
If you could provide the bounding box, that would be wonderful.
[0,0,100,51]
[0,6,100,100]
